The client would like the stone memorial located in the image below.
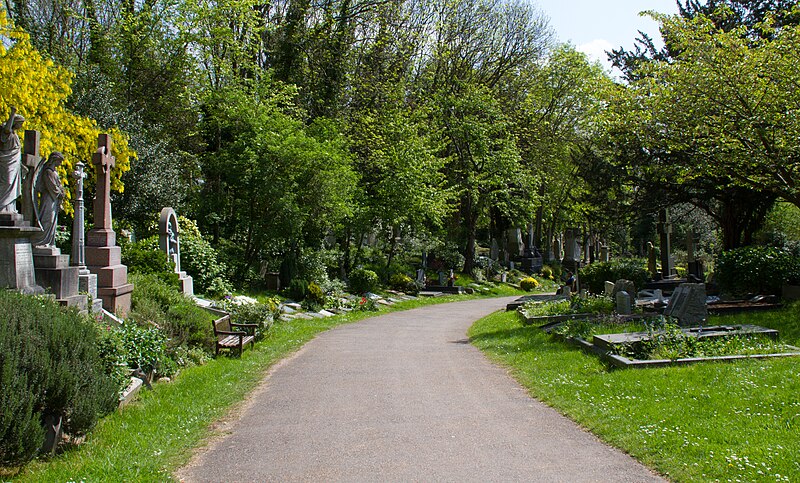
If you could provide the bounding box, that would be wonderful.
[520,222,543,273]
[30,151,84,308]
[664,283,708,326]
[604,280,615,296]
[159,207,193,295]
[85,134,134,315]
[647,242,657,279]
[561,227,581,273]
[600,245,610,262]
[489,238,499,261]
[416,268,425,286]
[615,290,632,315]
[0,114,43,294]
[657,209,674,278]
[71,161,101,312]
[611,279,636,300]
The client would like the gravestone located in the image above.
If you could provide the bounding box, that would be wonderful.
[611,279,636,300]
[647,242,657,279]
[615,291,632,315]
[520,222,543,273]
[657,209,673,278]
[159,207,193,295]
[664,283,707,326]
[264,272,280,291]
[438,271,446,286]
[562,228,581,272]
[686,231,704,281]
[85,134,134,316]
[416,269,425,285]
[71,161,101,312]
[489,238,499,261]
[505,227,524,258]
[604,280,615,296]
[0,123,43,294]
[600,245,610,262]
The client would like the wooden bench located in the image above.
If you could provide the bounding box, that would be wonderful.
[213,314,257,356]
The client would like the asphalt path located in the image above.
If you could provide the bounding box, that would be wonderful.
[177,297,665,482]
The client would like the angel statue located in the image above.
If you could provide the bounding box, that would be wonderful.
[0,107,25,213]
[31,152,66,247]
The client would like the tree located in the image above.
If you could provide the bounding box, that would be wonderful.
[0,11,134,214]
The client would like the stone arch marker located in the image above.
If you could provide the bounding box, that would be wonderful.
[159,207,193,295]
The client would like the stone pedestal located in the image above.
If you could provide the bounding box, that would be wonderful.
[178,271,193,295]
[32,246,85,309]
[85,241,133,316]
[0,213,44,294]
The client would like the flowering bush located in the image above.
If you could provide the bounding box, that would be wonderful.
[520,277,539,291]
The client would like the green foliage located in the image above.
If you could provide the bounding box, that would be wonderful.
[389,273,417,293]
[579,259,648,295]
[349,268,379,294]
[129,273,215,353]
[541,265,554,280]
[0,292,117,465]
[180,235,232,297]
[351,295,379,312]
[95,326,134,397]
[305,282,326,309]
[520,277,539,291]
[716,246,800,296]
[552,319,594,340]
[520,295,614,318]
[287,279,308,302]
[122,236,180,286]
[218,300,279,340]
[119,323,173,377]
[569,295,615,315]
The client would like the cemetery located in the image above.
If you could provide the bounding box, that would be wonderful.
[2,0,800,481]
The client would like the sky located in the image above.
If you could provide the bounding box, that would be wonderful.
[538,0,681,73]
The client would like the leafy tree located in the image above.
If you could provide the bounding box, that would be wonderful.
[0,11,134,213]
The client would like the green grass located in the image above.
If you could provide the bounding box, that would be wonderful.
[6,284,529,482]
[469,305,800,482]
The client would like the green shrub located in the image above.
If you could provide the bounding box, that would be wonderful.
[224,301,277,339]
[541,265,554,280]
[306,282,326,308]
[120,323,174,377]
[520,277,539,291]
[121,236,179,286]
[349,268,379,294]
[389,273,417,293]
[180,235,232,296]
[129,273,215,353]
[716,246,800,296]
[579,259,648,295]
[287,278,308,301]
[0,292,117,465]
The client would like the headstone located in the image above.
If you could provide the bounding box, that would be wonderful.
[505,227,524,258]
[448,269,454,287]
[159,207,193,295]
[600,245,610,262]
[0,121,43,294]
[264,272,280,290]
[647,242,657,279]
[416,269,425,285]
[615,290,632,315]
[604,280,615,296]
[438,271,446,286]
[557,285,571,297]
[664,283,708,326]
[611,279,636,300]
[562,227,581,272]
[657,209,673,278]
[686,231,703,281]
[521,222,543,273]
[85,134,134,316]
[489,238,499,261]
[500,272,507,283]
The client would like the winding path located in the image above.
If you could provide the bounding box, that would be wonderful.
[177,297,664,482]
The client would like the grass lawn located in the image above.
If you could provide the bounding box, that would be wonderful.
[6,282,530,482]
[468,304,800,482]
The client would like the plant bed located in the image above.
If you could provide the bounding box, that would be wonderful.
[520,312,595,326]
[506,293,566,311]
[707,300,783,315]
[556,323,800,369]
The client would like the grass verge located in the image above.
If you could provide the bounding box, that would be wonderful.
[468,307,800,482]
[8,284,528,482]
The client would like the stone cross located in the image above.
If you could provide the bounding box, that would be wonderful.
[71,162,88,274]
[20,130,41,224]
[89,134,115,246]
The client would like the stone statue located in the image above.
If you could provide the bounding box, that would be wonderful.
[0,107,25,213]
[32,152,66,247]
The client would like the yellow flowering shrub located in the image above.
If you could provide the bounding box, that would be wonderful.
[0,10,134,215]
